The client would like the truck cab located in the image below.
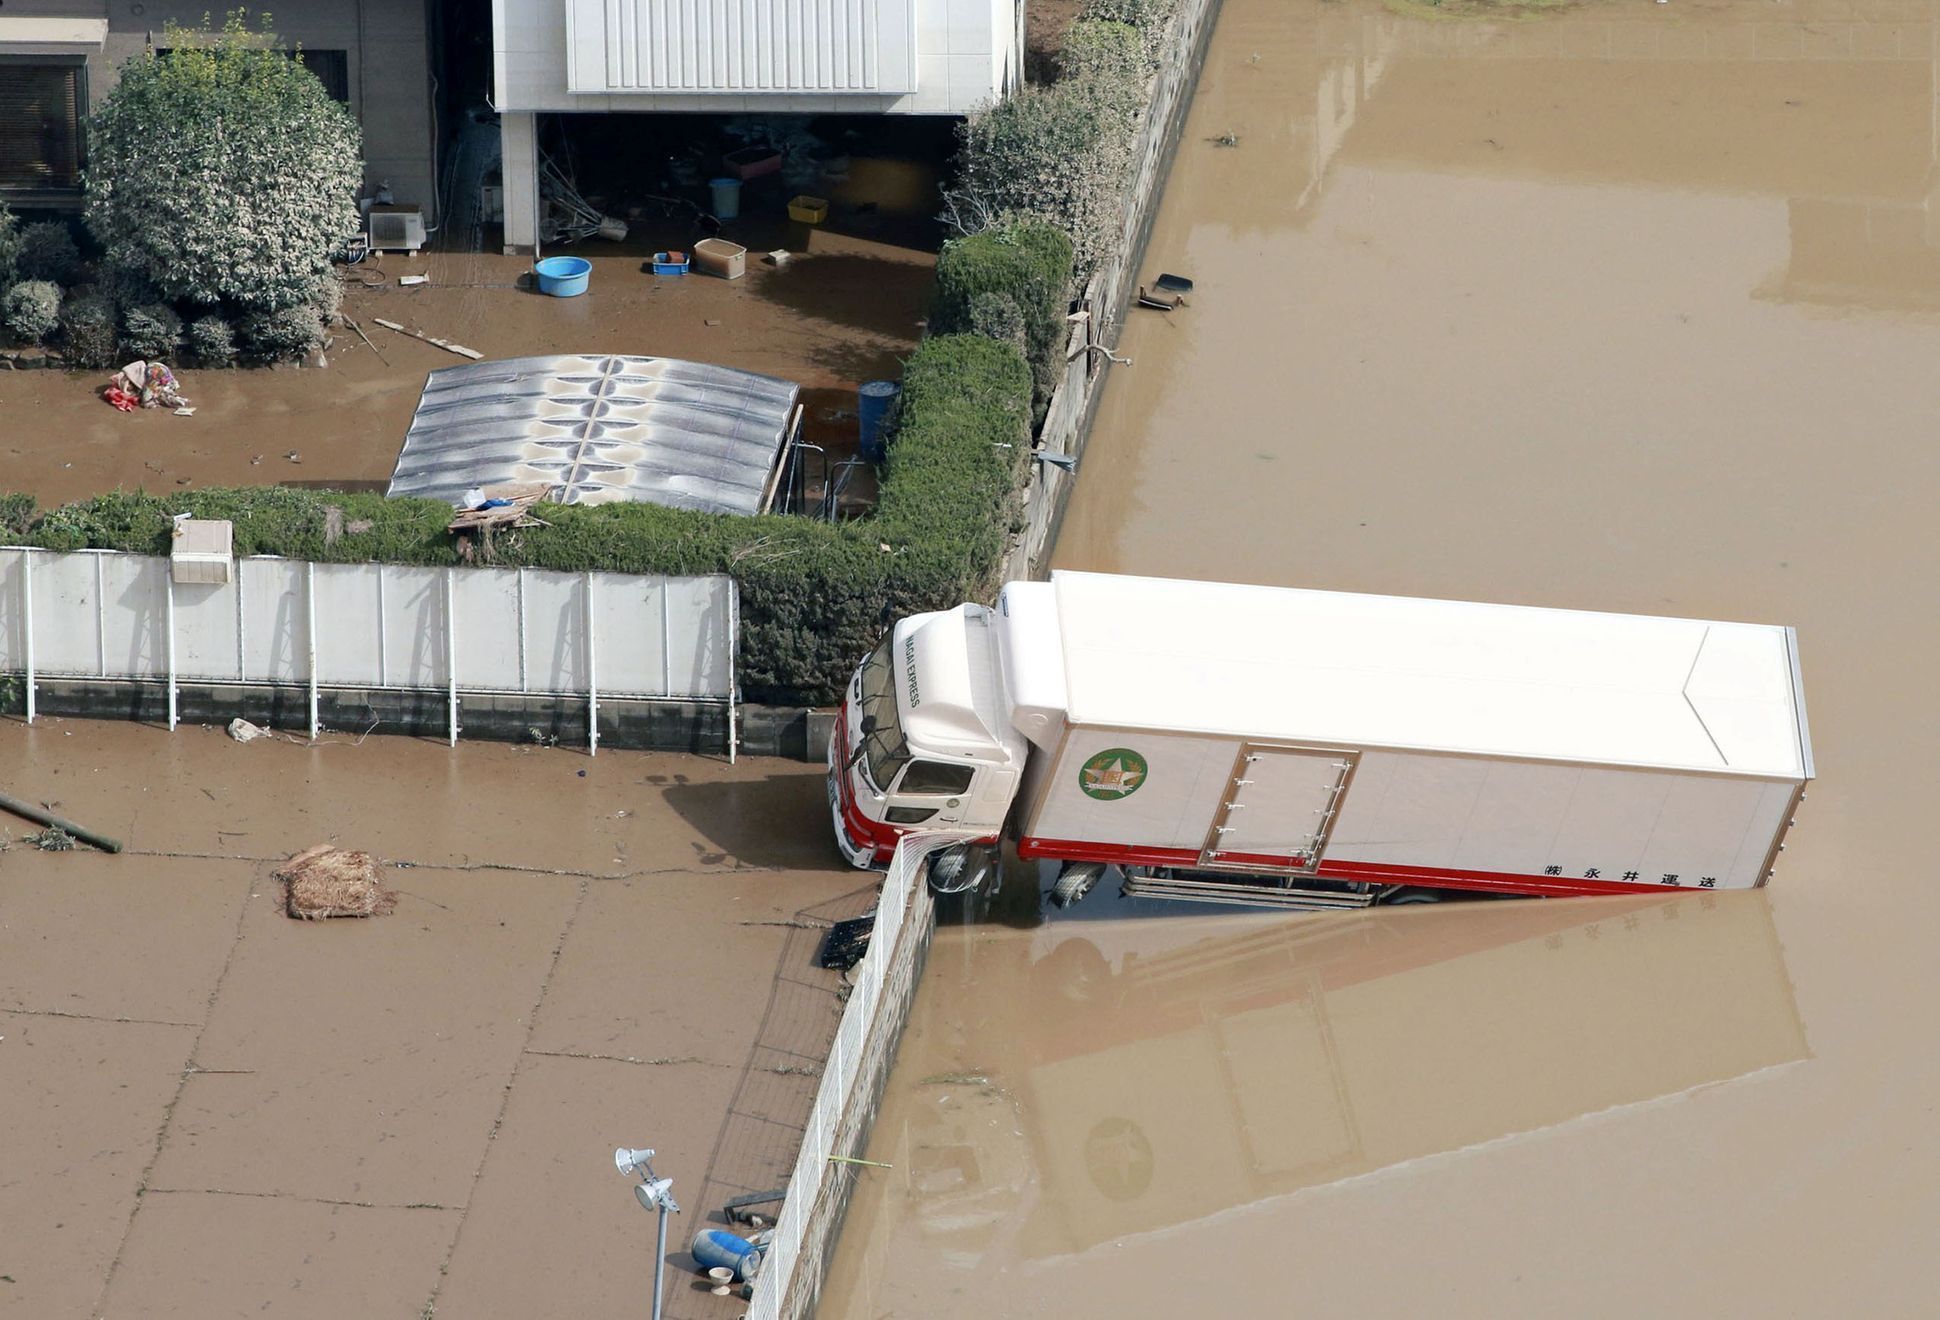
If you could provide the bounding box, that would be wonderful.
[828,603,1028,868]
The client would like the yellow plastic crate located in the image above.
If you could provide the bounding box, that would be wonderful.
[787,195,829,225]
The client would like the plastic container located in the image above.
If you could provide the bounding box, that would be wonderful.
[858,380,900,462]
[787,195,829,225]
[533,256,591,297]
[693,237,747,280]
[723,145,782,180]
[651,250,690,277]
[709,177,742,221]
[691,1229,765,1283]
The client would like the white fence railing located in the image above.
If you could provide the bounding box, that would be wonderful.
[745,834,949,1320]
[0,547,738,756]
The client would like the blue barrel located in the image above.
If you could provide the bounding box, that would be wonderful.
[709,177,742,222]
[692,1228,764,1283]
[858,380,900,463]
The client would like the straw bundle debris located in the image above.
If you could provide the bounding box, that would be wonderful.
[277,844,395,920]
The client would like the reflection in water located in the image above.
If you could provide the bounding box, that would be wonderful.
[825,892,1803,1311]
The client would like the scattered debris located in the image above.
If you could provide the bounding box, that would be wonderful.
[277,844,396,920]
[1154,272,1194,293]
[723,1190,786,1227]
[372,317,484,361]
[227,717,271,743]
[817,914,875,971]
[24,826,74,851]
[397,274,429,286]
[921,1071,992,1087]
[764,249,792,266]
[103,360,191,412]
[341,314,388,365]
[0,791,123,853]
[826,1155,893,1169]
[172,406,196,417]
[286,450,302,464]
[1210,131,1240,147]
[1136,285,1187,311]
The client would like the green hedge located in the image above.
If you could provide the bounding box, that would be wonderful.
[930,222,1074,415]
[1060,18,1150,87]
[4,334,1033,705]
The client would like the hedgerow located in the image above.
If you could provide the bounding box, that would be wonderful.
[930,223,1074,416]
[7,335,1033,704]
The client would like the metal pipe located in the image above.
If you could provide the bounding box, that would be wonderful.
[0,791,122,853]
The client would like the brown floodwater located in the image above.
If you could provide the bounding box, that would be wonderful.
[822,0,1940,1312]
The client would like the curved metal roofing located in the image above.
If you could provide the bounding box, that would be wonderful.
[387,354,800,515]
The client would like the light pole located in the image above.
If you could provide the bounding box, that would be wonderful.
[615,1145,679,1320]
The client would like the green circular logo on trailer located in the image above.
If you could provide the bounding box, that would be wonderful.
[1079,748,1148,801]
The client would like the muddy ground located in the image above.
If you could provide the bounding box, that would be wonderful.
[0,223,933,512]
[0,720,864,1319]
[822,0,1940,1313]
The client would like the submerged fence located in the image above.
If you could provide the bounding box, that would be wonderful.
[0,547,739,756]
[745,833,949,1320]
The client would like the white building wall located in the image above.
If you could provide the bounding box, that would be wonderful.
[494,0,1015,115]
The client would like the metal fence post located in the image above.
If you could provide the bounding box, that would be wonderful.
[727,582,740,765]
[586,571,598,756]
[22,549,34,724]
[94,553,106,677]
[446,568,459,747]
[165,572,177,731]
[307,562,319,741]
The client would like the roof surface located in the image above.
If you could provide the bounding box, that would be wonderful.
[387,355,798,515]
[1045,572,1810,778]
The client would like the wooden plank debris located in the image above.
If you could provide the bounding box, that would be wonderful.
[372,317,485,360]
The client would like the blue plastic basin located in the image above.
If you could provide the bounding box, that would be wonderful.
[534,256,591,297]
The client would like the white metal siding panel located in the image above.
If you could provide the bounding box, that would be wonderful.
[566,0,916,94]
[1029,729,1237,851]
[1049,570,1810,779]
[1328,751,1785,890]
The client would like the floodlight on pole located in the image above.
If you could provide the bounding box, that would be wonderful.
[614,1145,679,1320]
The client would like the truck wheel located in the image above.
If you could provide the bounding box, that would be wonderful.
[928,845,993,895]
[1383,887,1442,905]
[1050,862,1107,909]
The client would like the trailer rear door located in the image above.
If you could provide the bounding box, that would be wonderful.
[1201,745,1356,873]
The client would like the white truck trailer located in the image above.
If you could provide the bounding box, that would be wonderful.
[828,572,1813,909]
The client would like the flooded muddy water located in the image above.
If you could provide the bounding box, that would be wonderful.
[823,0,1940,1312]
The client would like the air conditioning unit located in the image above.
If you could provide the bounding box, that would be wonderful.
[367,204,426,253]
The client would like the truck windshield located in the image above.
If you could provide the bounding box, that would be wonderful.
[856,636,911,792]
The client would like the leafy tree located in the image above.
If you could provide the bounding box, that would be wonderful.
[84,11,362,313]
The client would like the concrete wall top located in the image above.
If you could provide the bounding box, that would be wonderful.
[494,0,1016,115]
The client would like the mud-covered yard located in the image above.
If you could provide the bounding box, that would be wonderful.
[0,227,933,510]
[0,718,856,1319]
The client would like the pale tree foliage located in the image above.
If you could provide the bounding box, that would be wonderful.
[85,11,362,313]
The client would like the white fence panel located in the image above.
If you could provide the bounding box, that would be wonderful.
[312,562,384,685]
[2,548,737,749]
[30,550,105,675]
[241,557,307,683]
[522,569,590,693]
[0,551,24,667]
[98,551,166,678]
[664,574,734,699]
[380,566,448,689]
[590,571,669,696]
[451,567,525,691]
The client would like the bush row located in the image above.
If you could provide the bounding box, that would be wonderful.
[4,334,1035,704]
[944,1,1180,276]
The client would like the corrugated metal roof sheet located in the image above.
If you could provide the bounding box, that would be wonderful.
[565,0,918,94]
[387,354,800,516]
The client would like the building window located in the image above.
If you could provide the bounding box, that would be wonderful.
[0,59,86,195]
[156,48,351,104]
[294,49,350,104]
